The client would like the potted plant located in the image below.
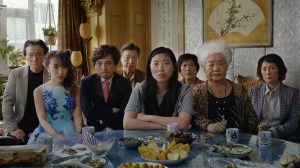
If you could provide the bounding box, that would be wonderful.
[0,38,26,70]
[42,26,57,45]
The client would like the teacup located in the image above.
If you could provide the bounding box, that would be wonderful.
[226,128,239,143]
[258,131,272,147]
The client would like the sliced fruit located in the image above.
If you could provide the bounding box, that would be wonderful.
[170,143,183,151]
[157,152,167,160]
[280,158,288,166]
[161,143,167,151]
[167,152,180,160]
[169,140,177,148]
[178,143,190,152]
[138,146,150,155]
[177,150,188,159]
[142,152,157,160]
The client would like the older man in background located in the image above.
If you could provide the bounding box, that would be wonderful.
[116,43,145,88]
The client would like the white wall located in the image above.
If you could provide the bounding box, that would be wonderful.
[185,0,300,91]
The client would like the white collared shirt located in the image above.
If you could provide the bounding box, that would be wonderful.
[262,83,281,127]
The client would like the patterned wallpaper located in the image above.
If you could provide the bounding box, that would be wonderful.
[153,0,172,48]
[151,0,181,56]
[185,0,300,90]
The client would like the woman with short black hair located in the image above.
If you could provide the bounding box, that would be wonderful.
[178,53,203,88]
[249,54,299,141]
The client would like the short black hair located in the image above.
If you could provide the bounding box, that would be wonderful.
[257,53,287,82]
[22,39,49,56]
[91,44,120,65]
[178,53,200,73]
[120,43,141,57]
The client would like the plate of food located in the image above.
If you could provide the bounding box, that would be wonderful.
[53,144,90,157]
[138,140,189,166]
[200,133,214,140]
[162,131,196,144]
[141,155,188,166]
[118,162,167,168]
[81,156,107,168]
[143,136,165,143]
[52,156,110,168]
[118,137,143,149]
[207,144,252,158]
[207,157,275,168]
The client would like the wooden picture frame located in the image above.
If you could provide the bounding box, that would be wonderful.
[203,0,273,48]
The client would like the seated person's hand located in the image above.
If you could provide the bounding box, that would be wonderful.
[137,113,151,122]
[0,128,5,136]
[112,108,120,113]
[258,122,268,131]
[207,122,226,133]
[10,129,26,142]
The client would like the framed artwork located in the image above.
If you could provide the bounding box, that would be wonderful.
[203,0,273,48]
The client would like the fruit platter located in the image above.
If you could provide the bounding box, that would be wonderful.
[138,140,190,165]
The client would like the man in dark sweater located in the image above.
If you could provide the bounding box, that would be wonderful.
[2,39,49,144]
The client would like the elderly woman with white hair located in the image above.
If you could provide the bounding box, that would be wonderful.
[192,40,259,134]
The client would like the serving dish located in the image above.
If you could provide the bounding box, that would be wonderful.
[118,137,143,149]
[162,131,196,144]
[118,162,168,168]
[52,156,81,167]
[138,140,189,165]
[81,156,106,168]
[200,133,214,140]
[207,144,252,158]
[142,136,165,143]
[52,144,90,157]
[51,156,109,168]
[84,135,116,157]
[141,155,187,166]
[207,157,275,168]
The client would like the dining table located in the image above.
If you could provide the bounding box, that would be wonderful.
[47,129,300,168]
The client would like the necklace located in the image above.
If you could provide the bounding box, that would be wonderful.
[208,81,227,111]
[208,81,227,98]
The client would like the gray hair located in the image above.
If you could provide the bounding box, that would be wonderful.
[197,40,232,69]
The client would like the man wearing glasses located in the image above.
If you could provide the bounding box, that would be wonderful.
[116,43,145,88]
[2,39,49,144]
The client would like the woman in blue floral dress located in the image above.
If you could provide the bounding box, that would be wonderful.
[28,51,82,144]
